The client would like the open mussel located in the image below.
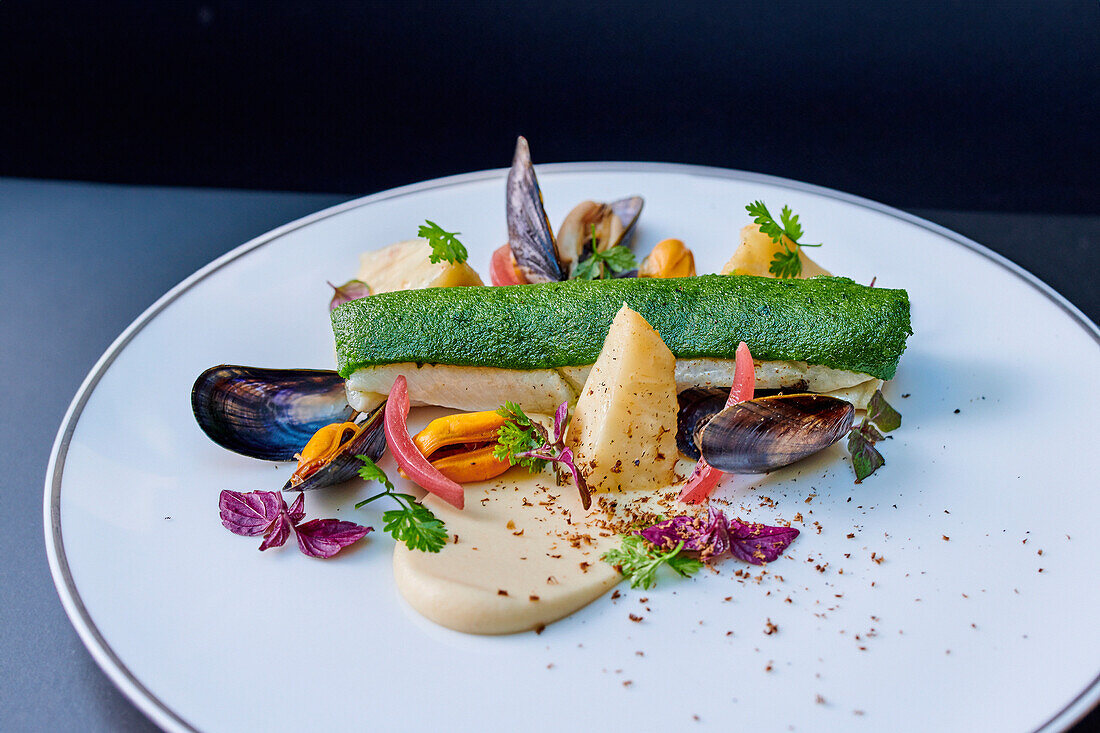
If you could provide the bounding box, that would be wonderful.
[676,388,729,459]
[192,365,354,461]
[697,394,854,473]
[556,196,644,278]
[283,402,386,491]
[507,136,563,283]
[506,136,644,282]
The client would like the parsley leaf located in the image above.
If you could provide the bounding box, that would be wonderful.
[846,389,901,483]
[601,535,703,590]
[382,496,449,553]
[418,219,468,264]
[745,200,821,279]
[573,226,638,280]
[493,401,549,472]
[354,456,447,552]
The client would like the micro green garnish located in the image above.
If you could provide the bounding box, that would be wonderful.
[574,224,637,279]
[745,200,822,278]
[494,401,591,509]
[601,535,703,590]
[354,455,448,552]
[493,402,548,472]
[846,389,902,482]
[418,219,468,264]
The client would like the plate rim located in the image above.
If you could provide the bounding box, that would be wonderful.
[42,161,1100,733]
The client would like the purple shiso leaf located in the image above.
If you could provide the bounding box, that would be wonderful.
[219,490,286,537]
[328,280,371,311]
[287,492,306,524]
[259,512,295,551]
[638,508,732,557]
[552,401,569,443]
[295,519,372,559]
[727,518,800,565]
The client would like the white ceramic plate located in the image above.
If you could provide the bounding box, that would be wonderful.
[46,164,1100,732]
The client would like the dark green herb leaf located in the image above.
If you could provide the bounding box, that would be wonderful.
[769,247,803,278]
[867,390,902,432]
[746,200,821,279]
[356,455,394,491]
[847,428,885,483]
[382,497,448,553]
[574,245,638,280]
[418,220,468,264]
[779,205,803,242]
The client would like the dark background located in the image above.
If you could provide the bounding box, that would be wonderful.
[1,0,1097,213]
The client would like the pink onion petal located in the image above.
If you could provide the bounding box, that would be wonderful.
[259,512,295,551]
[287,492,306,524]
[727,518,799,565]
[328,280,371,311]
[295,519,372,558]
[219,490,286,537]
[678,341,756,504]
[384,376,465,508]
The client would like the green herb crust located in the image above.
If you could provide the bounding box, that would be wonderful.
[331,275,912,381]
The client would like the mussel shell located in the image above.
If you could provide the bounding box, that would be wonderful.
[506,136,564,283]
[608,195,644,254]
[676,387,729,459]
[192,365,353,461]
[283,402,386,491]
[698,394,854,473]
[555,196,645,278]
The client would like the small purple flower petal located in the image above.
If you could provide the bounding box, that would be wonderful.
[219,490,286,537]
[727,518,800,565]
[328,280,371,311]
[295,519,372,559]
[287,492,306,524]
[258,512,294,551]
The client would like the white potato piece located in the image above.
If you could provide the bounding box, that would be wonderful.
[567,304,678,492]
[357,238,483,293]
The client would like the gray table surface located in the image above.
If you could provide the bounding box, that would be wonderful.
[2,177,1097,732]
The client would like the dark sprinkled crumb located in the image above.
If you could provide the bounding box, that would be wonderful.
[629,613,643,622]
[529,595,540,602]
[854,710,865,716]
[954,408,960,413]
[497,589,509,596]
[901,393,910,398]
[635,651,644,656]
[816,695,826,704]
[942,535,950,541]
[726,631,734,636]
[623,680,633,688]
[611,589,621,599]
[546,663,554,669]
[693,715,700,722]
[765,661,774,672]
[764,618,778,635]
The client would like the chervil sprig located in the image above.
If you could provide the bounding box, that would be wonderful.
[601,535,703,590]
[574,225,637,279]
[418,219,468,264]
[354,456,448,552]
[744,200,821,278]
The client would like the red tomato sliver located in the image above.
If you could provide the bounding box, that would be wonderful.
[489,245,524,286]
[384,376,465,509]
[678,341,755,504]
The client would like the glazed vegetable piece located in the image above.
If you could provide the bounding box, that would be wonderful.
[357,238,484,293]
[678,341,755,504]
[384,375,466,509]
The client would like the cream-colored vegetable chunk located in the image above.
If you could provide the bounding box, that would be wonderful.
[567,304,678,492]
[720,224,830,278]
[358,238,484,293]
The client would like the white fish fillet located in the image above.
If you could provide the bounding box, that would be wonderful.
[346,359,882,413]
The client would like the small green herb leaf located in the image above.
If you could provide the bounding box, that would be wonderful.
[601,535,703,590]
[356,455,394,491]
[574,244,638,280]
[847,429,885,483]
[769,247,803,278]
[746,200,821,279]
[418,219,468,264]
[867,390,902,432]
[494,401,550,472]
[354,456,447,552]
[382,496,449,553]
